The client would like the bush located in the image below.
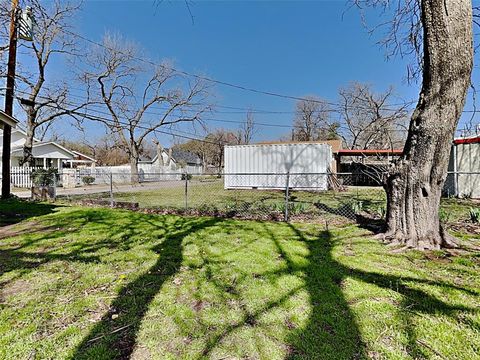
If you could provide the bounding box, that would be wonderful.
[350,200,363,215]
[439,208,451,224]
[181,173,193,181]
[290,202,308,215]
[469,208,480,223]
[271,202,286,214]
[31,168,57,187]
[82,176,95,185]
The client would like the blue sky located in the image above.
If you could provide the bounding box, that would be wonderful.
[21,0,480,145]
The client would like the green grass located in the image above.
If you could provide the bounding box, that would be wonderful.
[65,179,387,222]
[64,179,477,225]
[0,200,479,359]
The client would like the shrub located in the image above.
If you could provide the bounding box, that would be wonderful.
[181,173,193,181]
[350,200,363,215]
[31,168,57,187]
[469,208,480,223]
[82,176,95,185]
[271,202,286,213]
[439,208,451,224]
[290,202,308,215]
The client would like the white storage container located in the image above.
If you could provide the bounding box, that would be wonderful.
[224,143,332,190]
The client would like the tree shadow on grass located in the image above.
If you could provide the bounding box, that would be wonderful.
[0,199,58,227]
[287,226,479,359]
[196,222,479,359]
[194,222,366,360]
[71,215,221,359]
[284,227,365,359]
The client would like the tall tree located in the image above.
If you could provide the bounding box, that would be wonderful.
[81,34,210,182]
[358,0,473,249]
[338,83,409,150]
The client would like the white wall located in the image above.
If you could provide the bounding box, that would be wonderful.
[456,142,480,198]
[224,143,332,190]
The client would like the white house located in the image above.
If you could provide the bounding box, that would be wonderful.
[64,150,97,169]
[139,148,203,174]
[0,127,75,170]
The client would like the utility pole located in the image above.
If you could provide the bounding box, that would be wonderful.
[1,0,19,199]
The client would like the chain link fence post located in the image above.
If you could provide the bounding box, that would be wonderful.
[184,170,188,211]
[284,171,290,222]
[110,172,114,207]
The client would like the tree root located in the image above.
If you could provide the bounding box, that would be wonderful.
[373,227,459,251]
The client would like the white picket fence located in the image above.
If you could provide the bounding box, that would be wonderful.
[10,166,35,188]
[9,165,183,189]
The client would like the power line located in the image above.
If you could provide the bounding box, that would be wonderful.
[5,91,476,136]
[59,27,417,111]
[11,90,412,133]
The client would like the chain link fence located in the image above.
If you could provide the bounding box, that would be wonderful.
[7,170,386,224]
[7,169,479,224]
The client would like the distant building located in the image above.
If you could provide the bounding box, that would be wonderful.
[64,151,97,169]
[139,148,203,174]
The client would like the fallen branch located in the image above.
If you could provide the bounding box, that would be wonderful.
[86,324,132,344]
[416,339,447,360]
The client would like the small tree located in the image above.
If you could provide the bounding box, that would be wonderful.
[234,110,256,144]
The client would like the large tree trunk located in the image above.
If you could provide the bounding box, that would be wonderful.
[383,0,473,250]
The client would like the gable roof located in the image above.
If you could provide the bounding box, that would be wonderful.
[11,141,76,159]
[72,150,96,162]
[169,148,201,164]
[149,148,201,165]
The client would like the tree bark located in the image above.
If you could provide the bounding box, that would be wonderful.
[22,108,37,167]
[383,0,473,249]
[130,147,140,184]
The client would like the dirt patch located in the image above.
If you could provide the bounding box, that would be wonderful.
[0,279,31,300]
[0,221,60,241]
[131,346,152,360]
[448,222,480,236]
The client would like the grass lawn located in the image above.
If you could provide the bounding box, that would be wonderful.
[63,179,477,225]
[0,200,479,359]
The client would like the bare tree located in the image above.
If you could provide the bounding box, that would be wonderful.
[338,83,409,150]
[234,110,256,144]
[9,1,88,166]
[356,0,473,249]
[80,34,210,183]
[292,96,334,141]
